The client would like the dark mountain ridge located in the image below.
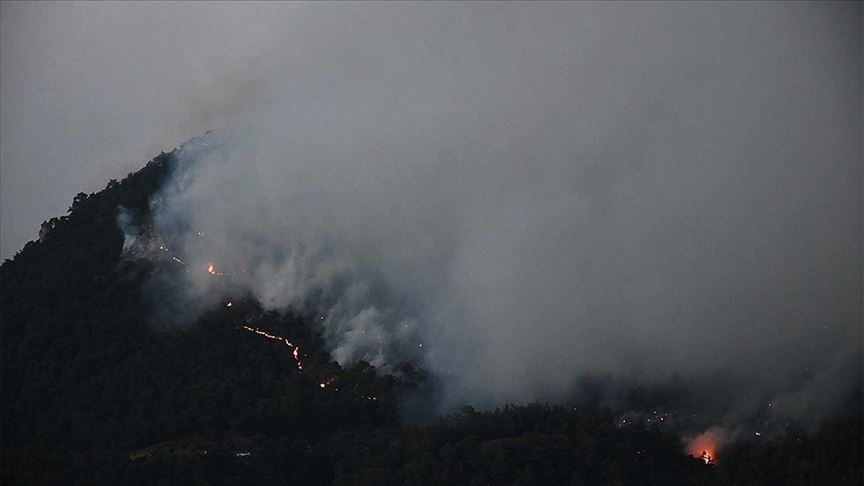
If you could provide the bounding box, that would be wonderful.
[1,145,860,485]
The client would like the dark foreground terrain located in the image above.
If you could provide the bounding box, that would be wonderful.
[2,149,861,485]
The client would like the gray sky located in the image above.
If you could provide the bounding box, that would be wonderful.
[1,1,294,258]
[2,2,861,424]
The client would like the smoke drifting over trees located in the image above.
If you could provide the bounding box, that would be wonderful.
[116,2,863,431]
[2,3,862,483]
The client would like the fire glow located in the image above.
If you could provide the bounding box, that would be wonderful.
[205,262,226,276]
[145,242,383,402]
[239,324,304,372]
[319,377,335,389]
[685,429,724,465]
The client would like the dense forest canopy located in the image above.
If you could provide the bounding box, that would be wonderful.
[1,147,861,485]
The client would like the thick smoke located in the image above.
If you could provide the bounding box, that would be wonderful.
[116,206,140,255]
[139,2,860,432]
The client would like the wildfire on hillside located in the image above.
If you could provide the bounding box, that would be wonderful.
[146,240,385,402]
[685,429,724,465]
[239,324,304,372]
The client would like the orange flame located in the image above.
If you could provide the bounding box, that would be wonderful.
[239,324,303,371]
[685,428,725,465]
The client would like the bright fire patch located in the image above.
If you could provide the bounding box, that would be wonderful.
[319,377,335,389]
[685,428,724,465]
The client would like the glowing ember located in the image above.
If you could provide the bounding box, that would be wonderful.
[239,324,295,347]
[207,264,216,274]
[156,244,186,266]
[293,347,302,371]
[238,324,381,400]
[226,302,233,307]
[238,324,303,371]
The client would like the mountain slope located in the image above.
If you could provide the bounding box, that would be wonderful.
[0,150,406,484]
[1,146,860,485]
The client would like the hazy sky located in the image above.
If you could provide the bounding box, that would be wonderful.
[2,2,861,425]
[1,1,297,258]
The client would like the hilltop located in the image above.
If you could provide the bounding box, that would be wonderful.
[1,144,860,485]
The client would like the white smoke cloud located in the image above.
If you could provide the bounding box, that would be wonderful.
[131,2,860,428]
[116,206,139,255]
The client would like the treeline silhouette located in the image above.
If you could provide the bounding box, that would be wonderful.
[1,150,860,485]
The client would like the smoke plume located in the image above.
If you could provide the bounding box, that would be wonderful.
[125,3,859,432]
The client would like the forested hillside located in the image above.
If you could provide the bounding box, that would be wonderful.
[1,149,860,485]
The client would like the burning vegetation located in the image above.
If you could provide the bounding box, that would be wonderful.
[685,428,724,465]
[239,324,304,372]
[140,231,384,402]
